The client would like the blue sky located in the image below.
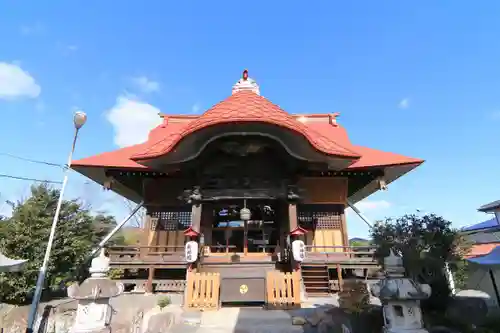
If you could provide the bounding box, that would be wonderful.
[0,1,499,237]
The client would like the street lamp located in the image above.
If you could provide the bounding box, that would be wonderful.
[26,111,87,333]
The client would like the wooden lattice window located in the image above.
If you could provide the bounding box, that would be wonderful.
[297,204,343,230]
[150,207,192,231]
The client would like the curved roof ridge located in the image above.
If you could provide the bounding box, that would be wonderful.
[131,91,360,161]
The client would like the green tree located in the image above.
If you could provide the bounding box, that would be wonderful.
[93,213,126,246]
[370,213,471,313]
[0,183,122,304]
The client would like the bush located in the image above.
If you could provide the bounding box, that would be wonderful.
[108,268,125,280]
[157,296,171,310]
[370,213,471,315]
[338,280,370,314]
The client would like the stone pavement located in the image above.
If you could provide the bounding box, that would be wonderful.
[175,307,305,333]
[168,294,383,333]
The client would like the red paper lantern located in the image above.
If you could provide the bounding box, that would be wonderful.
[289,226,308,236]
[184,226,200,237]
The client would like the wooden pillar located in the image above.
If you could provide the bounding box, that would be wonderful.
[146,266,155,293]
[225,229,230,253]
[288,203,298,232]
[191,203,202,233]
[140,214,152,258]
[341,206,349,254]
[243,221,248,256]
[336,264,343,292]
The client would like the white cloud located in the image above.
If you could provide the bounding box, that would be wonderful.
[106,96,162,147]
[398,98,410,109]
[191,103,200,113]
[130,76,160,94]
[356,200,392,210]
[0,62,41,100]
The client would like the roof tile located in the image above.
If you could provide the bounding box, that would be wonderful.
[131,91,360,161]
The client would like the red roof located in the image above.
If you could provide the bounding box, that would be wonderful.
[465,243,500,258]
[72,91,423,170]
[131,91,359,161]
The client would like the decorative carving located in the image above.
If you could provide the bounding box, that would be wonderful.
[232,69,260,95]
[188,186,202,204]
[178,186,202,204]
[150,217,159,231]
[287,185,303,202]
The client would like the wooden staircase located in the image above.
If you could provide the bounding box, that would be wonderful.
[301,265,330,296]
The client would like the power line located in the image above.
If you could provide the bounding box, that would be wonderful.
[0,152,63,168]
[0,174,62,184]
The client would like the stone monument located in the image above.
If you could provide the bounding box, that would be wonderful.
[370,249,432,333]
[67,249,124,333]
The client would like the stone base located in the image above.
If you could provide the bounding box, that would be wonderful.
[141,305,183,333]
[70,326,111,333]
[132,285,146,293]
[299,277,308,302]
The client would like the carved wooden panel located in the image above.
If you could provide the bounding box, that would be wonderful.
[297,177,347,204]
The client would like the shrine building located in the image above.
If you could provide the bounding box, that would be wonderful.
[71,70,423,300]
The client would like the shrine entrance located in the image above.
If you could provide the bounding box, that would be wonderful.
[207,199,285,255]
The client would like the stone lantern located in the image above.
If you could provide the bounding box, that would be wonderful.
[370,249,432,333]
[67,249,124,333]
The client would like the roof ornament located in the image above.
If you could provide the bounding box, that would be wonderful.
[232,69,260,95]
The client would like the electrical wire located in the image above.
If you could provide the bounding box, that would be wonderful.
[0,174,62,184]
[0,152,63,168]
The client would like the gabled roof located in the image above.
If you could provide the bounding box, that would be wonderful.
[478,200,500,213]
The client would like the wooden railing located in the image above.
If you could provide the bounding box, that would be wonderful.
[201,244,279,255]
[203,245,237,254]
[185,272,220,310]
[106,245,185,264]
[266,271,301,309]
[304,245,377,264]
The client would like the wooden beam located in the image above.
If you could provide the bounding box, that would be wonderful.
[288,203,298,232]
[336,264,343,292]
[341,206,349,253]
[140,215,152,258]
[191,203,202,233]
[243,221,248,256]
[146,266,155,293]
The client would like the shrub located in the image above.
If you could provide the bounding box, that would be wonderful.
[108,268,125,280]
[338,279,370,314]
[157,296,171,310]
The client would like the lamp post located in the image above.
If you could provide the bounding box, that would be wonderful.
[26,111,87,333]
